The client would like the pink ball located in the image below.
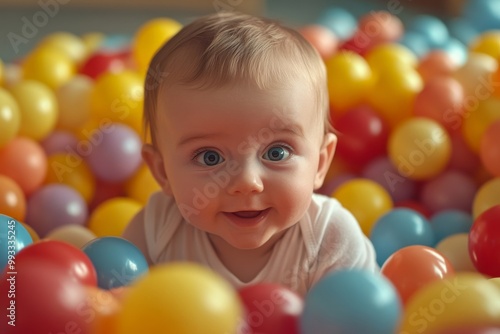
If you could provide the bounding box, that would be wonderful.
[40,130,79,156]
[419,170,477,214]
[298,25,338,60]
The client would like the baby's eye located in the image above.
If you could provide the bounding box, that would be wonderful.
[195,150,224,166]
[263,146,291,161]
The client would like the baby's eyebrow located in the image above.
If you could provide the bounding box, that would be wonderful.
[177,133,221,147]
[272,123,305,138]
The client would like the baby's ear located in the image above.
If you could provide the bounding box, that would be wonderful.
[314,133,337,190]
[142,144,172,195]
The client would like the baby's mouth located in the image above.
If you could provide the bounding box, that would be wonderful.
[232,211,263,219]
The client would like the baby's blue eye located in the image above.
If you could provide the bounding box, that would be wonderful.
[196,150,224,166]
[263,146,290,161]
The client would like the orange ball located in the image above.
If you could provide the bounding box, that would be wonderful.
[0,137,47,196]
[417,50,458,82]
[84,286,121,334]
[480,120,500,177]
[0,174,26,221]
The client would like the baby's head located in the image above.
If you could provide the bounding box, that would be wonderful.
[144,11,332,146]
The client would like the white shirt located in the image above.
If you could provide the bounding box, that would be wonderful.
[143,191,378,297]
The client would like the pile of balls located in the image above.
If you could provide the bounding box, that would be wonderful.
[1,0,500,332]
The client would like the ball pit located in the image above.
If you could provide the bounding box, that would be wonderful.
[0,2,500,332]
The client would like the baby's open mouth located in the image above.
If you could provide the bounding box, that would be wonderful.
[232,211,263,218]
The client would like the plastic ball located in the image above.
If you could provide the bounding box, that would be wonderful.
[85,123,142,182]
[470,30,500,60]
[439,37,468,66]
[89,178,125,211]
[0,88,20,148]
[44,153,96,203]
[40,130,78,155]
[473,177,500,218]
[0,214,32,270]
[22,45,76,90]
[83,286,122,334]
[447,18,479,46]
[79,51,128,80]
[8,80,58,140]
[14,239,97,286]
[480,119,500,177]
[326,51,372,114]
[462,97,500,153]
[132,18,182,72]
[388,118,451,180]
[413,76,464,132]
[370,208,435,266]
[88,197,142,237]
[399,273,500,333]
[469,205,500,277]
[315,7,357,40]
[408,15,449,48]
[238,283,303,334]
[38,32,87,65]
[419,170,478,214]
[0,260,89,334]
[56,75,92,131]
[398,31,429,58]
[431,326,500,334]
[20,221,40,242]
[0,175,26,222]
[361,156,417,203]
[365,43,418,73]
[381,245,455,305]
[46,224,97,249]
[367,64,423,128]
[298,25,338,60]
[417,50,458,82]
[25,184,88,237]
[333,178,393,236]
[430,210,473,245]
[0,136,47,195]
[0,58,3,84]
[117,263,242,334]
[453,52,497,100]
[89,71,144,133]
[316,172,356,197]
[125,164,161,204]
[463,0,500,32]
[301,269,401,334]
[435,233,476,272]
[394,200,432,219]
[448,131,481,174]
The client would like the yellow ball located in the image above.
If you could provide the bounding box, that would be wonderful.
[56,75,93,131]
[118,263,243,334]
[90,70,144,129]
[470,30,500,60]
[0,58,4,86]
[45,224,96,249]
[8,80,58,140]
[365,43,418,73]
[132,18,182,71]
[388,118,451,180]
[22,45,76,90]
[462,97,500,153]
[399,273,500,333]
[326,51,373,114]
[39,32,88,65]
[435,233,476,272]
[81,32,105,55]
[0,87,20,147]
[88,197,142,237]
[332,178,393,236]
[368,63,423,128]
[125,164,161,205]
[473,177,500,219]
[44,153,96,203]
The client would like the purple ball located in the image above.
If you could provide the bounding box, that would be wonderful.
[85,123,142,182]
[419,170,478,214]
[40,130,79,156]
[362,156,417,202]
[26,184,88,237]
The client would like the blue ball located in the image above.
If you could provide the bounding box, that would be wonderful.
[82,236,148,289]
[316,7,357,40]
[447,18,479,45]
[430,210,473,245]
[370,208,435,267]
[0,214,33,271]
[463,0,500,32]
[439,37,468,66]
[408,15,449,48]
[301,269,402,334]
[398,31,429,58]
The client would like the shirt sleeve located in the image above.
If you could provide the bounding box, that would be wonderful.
[306,194,379,289]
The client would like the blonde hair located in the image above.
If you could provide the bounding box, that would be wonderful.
[144,11,331,145]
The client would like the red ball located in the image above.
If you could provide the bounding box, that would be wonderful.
[79,51,127,79]
[15,239,97,286]
[394,200,431,219]
[469,204,500,277]
[335,105,389,167]
[238,283,303,334]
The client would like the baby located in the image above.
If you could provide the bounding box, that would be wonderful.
[123,11,377,297]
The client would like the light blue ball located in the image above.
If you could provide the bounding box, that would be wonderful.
[408,15,449,49]
[398,31,429,58]
[370,208,435,267]
[447,18,479,46]
[439,37,468,66]
[301,269,402,334]
[316,7,357,40]
[430,210,473,245]
[463,0,500,32]
[82,236,148,289]
[0,214,33,271]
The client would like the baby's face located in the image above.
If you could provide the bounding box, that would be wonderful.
[152,82,333,250]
